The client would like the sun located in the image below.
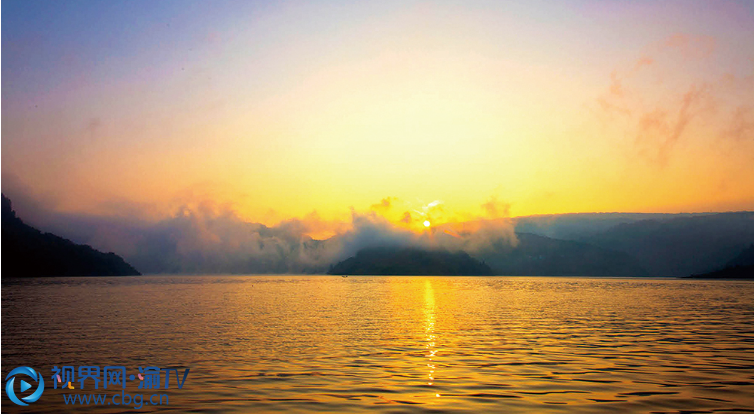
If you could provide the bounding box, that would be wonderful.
[423,220,431,227]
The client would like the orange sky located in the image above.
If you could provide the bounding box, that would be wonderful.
[2,1,753,233]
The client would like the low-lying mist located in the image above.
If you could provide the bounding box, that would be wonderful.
[2,186,518,274]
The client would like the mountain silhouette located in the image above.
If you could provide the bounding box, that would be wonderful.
[725,244,754,268]
[328,247,494,276]
[686,245,754,279]
[580,213,753,277]
[2,194,140,277]
[327,233,648,277]
[477,232,649,276]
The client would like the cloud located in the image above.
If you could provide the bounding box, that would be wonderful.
[369,196,395,213]
[481,196,511,219]
[721,104,754,143]
[2,185,519,274]
[594,33,750,167]
[636,84,707,166]
[609,71,624,97]
[433,217,519,253]
[660,34,716,59]
[632,57,654,71]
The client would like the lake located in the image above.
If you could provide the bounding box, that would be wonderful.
[2,276,752,413]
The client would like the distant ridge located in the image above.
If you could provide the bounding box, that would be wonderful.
[685,245,754,279]
[581,213,753,277]
[478,232,649,277]
[328,247,494,276]
[2,194,141,277]
[685,265,753,279]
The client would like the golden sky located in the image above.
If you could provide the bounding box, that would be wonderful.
[2,1,753,233]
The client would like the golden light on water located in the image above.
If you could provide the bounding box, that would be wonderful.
[424,280,437,393]
[3,275,752,411]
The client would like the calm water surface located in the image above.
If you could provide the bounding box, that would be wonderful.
[2,276,752,413]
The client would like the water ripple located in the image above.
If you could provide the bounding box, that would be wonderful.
[2,276,752,413]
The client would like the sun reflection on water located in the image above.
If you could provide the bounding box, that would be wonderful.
[2,276,752,412]
[423,280,439,397]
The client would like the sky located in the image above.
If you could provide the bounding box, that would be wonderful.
[2,0,753,240]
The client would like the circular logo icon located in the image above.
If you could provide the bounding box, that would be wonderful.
[5,367,44,406]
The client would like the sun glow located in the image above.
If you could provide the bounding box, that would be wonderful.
[1,2,751,231]
[423,220,431,228]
